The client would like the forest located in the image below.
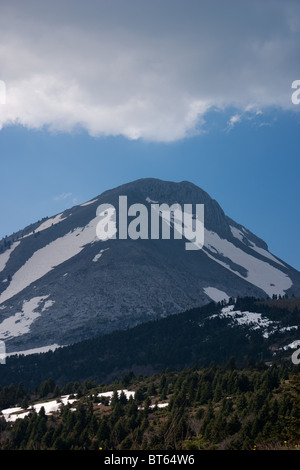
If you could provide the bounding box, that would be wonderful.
[1,296,299,389]
[0,360,299,450]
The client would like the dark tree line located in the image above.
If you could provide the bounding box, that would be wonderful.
[0,361,299,450]
[1,297,299,390]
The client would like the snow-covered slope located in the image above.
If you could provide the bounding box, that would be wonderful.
[0,178,299,354]
[0,216,99,305]
[202,228,292,298]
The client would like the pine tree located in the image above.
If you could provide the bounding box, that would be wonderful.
[226,413,241,435]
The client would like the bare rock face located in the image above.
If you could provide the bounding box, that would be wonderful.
[0,178,299,354]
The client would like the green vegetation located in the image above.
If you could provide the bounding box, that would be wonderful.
[1,361,299,450]
[1,296,299,390]
[0,296,299,450]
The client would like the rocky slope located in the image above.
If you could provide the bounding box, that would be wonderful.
[0,178,299,354]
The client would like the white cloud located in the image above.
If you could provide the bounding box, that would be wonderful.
[0,0,299,142]
[227,114,242,131]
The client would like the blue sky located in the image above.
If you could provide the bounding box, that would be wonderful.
[0,0,299,270]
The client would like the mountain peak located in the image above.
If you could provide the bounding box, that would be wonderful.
[0,178,299,354]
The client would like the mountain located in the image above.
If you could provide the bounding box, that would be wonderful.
[0,296,299,389]
[0,178,299,355]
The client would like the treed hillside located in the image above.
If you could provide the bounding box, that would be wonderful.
[1,296,299,389]
[0,362,299,450]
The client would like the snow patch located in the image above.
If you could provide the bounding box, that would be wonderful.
[21,213,67,239]
[34,213,67,234]
[210,306,277,338]
[230,225,285,267]
[154,213,290,297]
[146,197,159,204]
[202,229,292,297]
[0,296,54,340]
[96,389,168,410]
[1,395,77,422]
[0,241,21,273]
[41,299,55,311]
[139,403,169,410]
[230,311,272,329]
[0,216,100,305]
[230,226,245,243]
[247,242,286,267]
[150,403,168,409]
[203,287,229,303]
[80,198,98,207]
[283,339,300,351]
[97,390,135,403]
[93,248,109,262]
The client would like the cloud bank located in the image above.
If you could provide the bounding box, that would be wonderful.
[0,0,299,142]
